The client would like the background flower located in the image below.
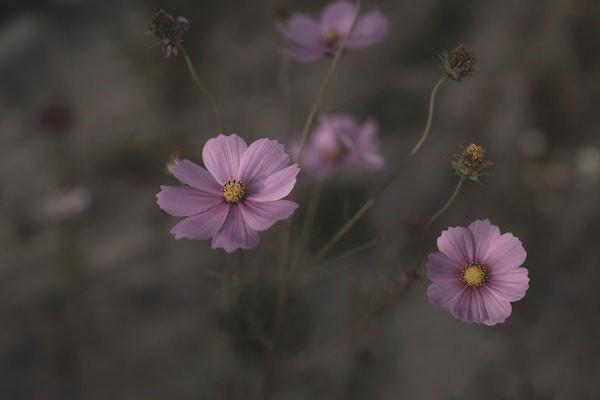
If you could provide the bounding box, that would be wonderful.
[157,134,299,252]
[294,114,385,179]
[427,219,529,326]
[277,0,389,63]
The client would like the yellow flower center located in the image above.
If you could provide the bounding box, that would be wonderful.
[222,180,246,204]
[325,29,341,47]
[460,263,487,288]
[327,145,345,162]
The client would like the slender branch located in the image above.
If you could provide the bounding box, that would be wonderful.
[179,45,226,133]
[423,177,465,232]
[312,75,448,261]
[291,182,324,270]
[409,75,447,156]
[296,0,363,163]
[265,3,362,397]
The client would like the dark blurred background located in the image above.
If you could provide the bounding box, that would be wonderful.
[1,0,600,399]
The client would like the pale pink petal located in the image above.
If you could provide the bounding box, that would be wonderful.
[238,139,291,184]
[281,45,327,63]
[480,287,513,326]
[437,226,475,266]
[488,267,529,302]
[202,134,248,185]
[355,119,384,169]
[156,185,222,217]
[239,199,298,231]
[469,290,489,324]
[427,280,465,312]
[169,159,221,194]
[170,203,229,240]
[447,289,474,323]
[320,1,356,35]
[277,15,323,47]
[483,232,527,272]
[211,205,259,252]
[426,251,461,284]
[468,219,501,264]
[247,164,300,202]
[346,10,389,49]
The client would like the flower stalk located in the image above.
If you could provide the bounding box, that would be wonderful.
[313,74,448,262]
[178,46,226,133]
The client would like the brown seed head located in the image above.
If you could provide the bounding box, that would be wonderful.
[149,8,190,58]
[437,45,477,81]
[452,143,492,181]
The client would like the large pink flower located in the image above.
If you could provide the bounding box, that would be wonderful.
[277,1,389,63]
[426,219,529,326]
[294,114,384,179]
[156,134,300,252]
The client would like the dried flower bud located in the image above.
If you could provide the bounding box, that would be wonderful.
[149,8,190,58]
[436,45,477,81]
[452,143,492,182]
[164,151,183,175]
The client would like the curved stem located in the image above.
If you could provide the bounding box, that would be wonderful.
[292,182,324,270]
[423,177,465,232]
[409,75,446,156]
[179,45,226,133]
[313,75,448,262]
[295,0,362,163]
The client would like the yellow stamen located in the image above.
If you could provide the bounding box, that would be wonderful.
[222,180,246,204]
[460,263,487,288]
[324,29,341,47]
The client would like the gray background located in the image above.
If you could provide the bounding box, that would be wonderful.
[1,0,599,398]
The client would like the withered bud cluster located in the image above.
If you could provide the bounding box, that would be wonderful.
[150,8,190,58]
[452,143,492,182]
[437,45,477,81]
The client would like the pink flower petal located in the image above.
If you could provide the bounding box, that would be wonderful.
[355,119,384,170]
[170,203,229,240]
[239,199,298,231]
[346,9,389,48]
[437,226,475,266]
[202,134,248,185]
[467,219,501,264]
[488,267,529,302]
[238,138,291,185]
[247,164,300,202]
[169,159,221,194]
[470,290,489,324]
[480,287,513,326]
[320,1,356,35]
[156,185,222,217]
[281,45,327,63]
[427,280,465,312]
[277,15,323,47]
[484,232,527,272]
[211,205,259,252]
[426,251,461,284]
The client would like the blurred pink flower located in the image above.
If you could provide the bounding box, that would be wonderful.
[426,219,530,326]
[157,134,299,252]
[277,1,389,63]
[295,114,384,179]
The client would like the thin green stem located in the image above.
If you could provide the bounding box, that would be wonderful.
[266,3,362,396]
[296,0,362,163]
[423,177,465,232]
[312,75,448,261]
[409,75,446,156]
[179,45,226,133]
[292,182,324,270]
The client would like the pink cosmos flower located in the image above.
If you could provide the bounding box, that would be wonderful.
[277,1,389,63]
[294,114,384,179]
[426,219,530,326]
[156,134,300,252]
